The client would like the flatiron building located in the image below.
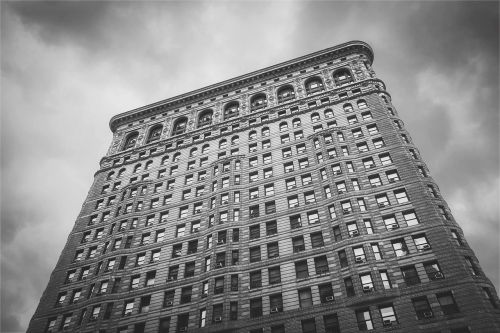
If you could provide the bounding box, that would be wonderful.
[28,41,500,333]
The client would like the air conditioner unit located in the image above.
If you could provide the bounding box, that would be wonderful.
[338,190,344,194]
[165,301,173,306]
[370,164,376,169]
[351,230,360,237]
[124,312,132,317]
[214,316,222,322]
[383,320,392,327]
[355,257,364,263]
[423,311,433,318]
[221,200,228,204]
[216,263,224,268]
[325,296,335,302]
[434,272,444,279]
[178,327,188,332]
[270,307,279,313]
[217,240,225,245]
[389,178,396,183]
[422,244,431,250]
[363,286,373,292]
[192,228,199,233]
[167,277,177,282]
[174,250,182,256]
[343,209,351,214]
[391,224,400,230]
[378,202,386,208]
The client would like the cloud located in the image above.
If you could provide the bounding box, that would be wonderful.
[1,2,498,332]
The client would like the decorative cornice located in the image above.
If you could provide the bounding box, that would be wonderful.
[109,41,374,132]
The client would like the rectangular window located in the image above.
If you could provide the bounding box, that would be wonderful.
[412,296,433,319]
[437,291,460,315]
[298,288,313,308]
[267,242,279,259]
[269,266,281,285]
[356,308,373,331]
[401,265,420,286]
[379,304,397,326]
[295,260,309,279]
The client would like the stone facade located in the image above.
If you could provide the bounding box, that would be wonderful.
[28,41,500,333]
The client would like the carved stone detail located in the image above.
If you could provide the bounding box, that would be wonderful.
[240,94,247,115]
[214,102,222,124]
[108,130,124,155]
[136,124,148,145]
[323,69,333,89]
[267,86,275,107]
[295,78,304,98]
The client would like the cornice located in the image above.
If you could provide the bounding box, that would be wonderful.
[109,41,374,132]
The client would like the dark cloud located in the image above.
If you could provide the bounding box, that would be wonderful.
[7,1,112,48]
[1,2,498,332]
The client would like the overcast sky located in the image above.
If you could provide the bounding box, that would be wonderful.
[1,1,498,332]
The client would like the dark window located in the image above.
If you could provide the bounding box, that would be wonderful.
[412,296,433,319]
[401,265,420,286]
[295,260,309,279]
[437,291,460,315]
[269,266,281,285]
[250,298,263,318]
[301,318,317,333]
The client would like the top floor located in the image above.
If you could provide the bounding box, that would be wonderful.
[106,41,377,158]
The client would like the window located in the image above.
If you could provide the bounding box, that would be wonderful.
[347,223,359,237]
[176,224,185,237]
[295,260,309,279]
[324,314,340,333]
[266,220,277,236]
[401,265,420,286]
[250,298,263,318]
[356,308,373,331]
[250,187,259,200]
[304,191,316,204]
[267,242,279,259]
[451,230,463,246]
[465,257,480,276]
[403,210,419,226]
[379,270,392,289]
[412,296,433,319]
[333,226,342,242]
[320,168,328,181]
[301,174,312,186]
[250,270,262,289]
[383,215,399,230]
[357,142,369,153]
[338,250,348,268]
[250,246,261,263]
[310,232,324,248]
[360,273,374,292]
[379,304,397,326]
[329,205,337,219]
[279,122,288,132]
[249,171,259,182]
[315,256,329,274]
[331,164,342,175]
[373,138,385,149]
[262,140,271,150]
[353,246,366,263]
[347,115,358,125]
[371,243,382,260]
[293,236,305,253]
[299,288,313,308]
[307,211,319,224]
[278,85,295,102]
[344,277,355,297]
[361,111,372,120]
[392,238,408,257]
[376,194,390,208]
[386,170,400,183]
[284,162,294,173]
[367,124,378,135]
[123,299,134,316]
[224,102,239,119]
[293,118,301,128]
[263,168,273,179]
[290,215,302,229]
[268,266,281,284]
[301,318,317,333]
[424,261,444,280]
[394,189,409,203]
[288,195,299,208]
[437,291,460,315]
[341,201,352,214]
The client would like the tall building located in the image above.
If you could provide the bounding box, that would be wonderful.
[28,41,499,333]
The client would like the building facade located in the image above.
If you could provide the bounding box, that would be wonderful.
[28,41,500,333]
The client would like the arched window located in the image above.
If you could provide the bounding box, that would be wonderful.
[235,160,241,170]
[231,136,239,145]
[343,103,354,113]
[198,109,213,128]
[107,171,115,180]
[311,113,320,123]
[145,160,153,170]
[279,122,288,132]
[249,131,257,140]
[380,94,389,104]
[172,117,188,136]
[224,102,239,120]
[123,132,138,150]
[277,85,295,103]
[173,152,181,163]
[305,77,324,95]
[161,156,169,165]
[261,127,270,137]
[292,118,301,128]
[219,139,227,150]
[201,144,210,154]
[332,68,353,86]
[324,109,334,118]
[134,164,142,173]
[357,99,368,109]
[250,93,267,111]
[147,125,163,143]
[117,168,126,177]
[189,148,198,157]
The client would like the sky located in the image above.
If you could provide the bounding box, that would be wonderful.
[1,1,498,332]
